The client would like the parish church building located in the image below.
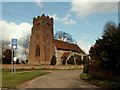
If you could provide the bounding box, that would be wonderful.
[28,14,85,65]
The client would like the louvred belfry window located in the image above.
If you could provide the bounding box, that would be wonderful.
[36,45,40,56]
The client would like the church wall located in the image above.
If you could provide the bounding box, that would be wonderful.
[56,50,70,65]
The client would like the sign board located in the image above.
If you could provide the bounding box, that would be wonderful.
[12,39,17,44]
[12,39,17,49]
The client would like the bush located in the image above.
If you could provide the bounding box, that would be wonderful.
[62,56,68,65]
[83,64,89,73]
[76,56,82,65]
[80,73,120,88]
[62,59,66,65]
[80,73,91,80]
[2,58,11,64]
[67,56,74,65]
[50,55,56,65]
[82,56,89,65]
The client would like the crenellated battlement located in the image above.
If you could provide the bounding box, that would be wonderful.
[33,14,53,27]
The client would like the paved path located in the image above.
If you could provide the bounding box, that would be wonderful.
[20,70,99,88]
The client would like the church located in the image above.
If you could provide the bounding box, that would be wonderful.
[28,14,85,65]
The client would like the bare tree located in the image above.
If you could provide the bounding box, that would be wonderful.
[22,35,30,62]
[54,31,76,44]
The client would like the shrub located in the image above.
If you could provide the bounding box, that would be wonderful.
[67,56,74,65]
[76,56,82,65]
[83,64,89,73]
[80,73,91,80]
[62,56,68,65]
[62,59,66,65]
[82,56,89,65]
[50,55,56,65]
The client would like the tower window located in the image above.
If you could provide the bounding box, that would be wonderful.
[36,23,40,26]
[36,45,40,56]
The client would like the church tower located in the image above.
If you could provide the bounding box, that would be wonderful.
[28,14,54,65]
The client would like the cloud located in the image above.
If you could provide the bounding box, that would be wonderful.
[49,14,60,21]
[35,0,43,8]
[77,40,91,54]
[62,14,76,25]
[0,20,32,41]
[70,0,118,17]
[0,20,32,60]
[49,14,76,25]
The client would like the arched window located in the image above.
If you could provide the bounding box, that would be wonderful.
[36,45,40,56]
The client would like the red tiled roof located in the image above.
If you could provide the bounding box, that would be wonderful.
[54,39,85,54]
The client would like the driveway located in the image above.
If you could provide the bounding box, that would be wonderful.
[20,70,99,88]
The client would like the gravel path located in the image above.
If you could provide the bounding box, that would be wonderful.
[19,70,99,89]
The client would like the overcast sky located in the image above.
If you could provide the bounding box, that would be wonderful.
[1,0,119,54]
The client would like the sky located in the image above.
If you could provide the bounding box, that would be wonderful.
[0,0,119,55]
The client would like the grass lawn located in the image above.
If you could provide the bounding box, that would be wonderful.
[2,69,49,88]
[80,73,120,88]
[0,69,2,88]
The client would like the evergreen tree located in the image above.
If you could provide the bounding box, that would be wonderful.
[89,22,120,74]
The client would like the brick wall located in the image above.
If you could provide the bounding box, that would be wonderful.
[2,64,83,70]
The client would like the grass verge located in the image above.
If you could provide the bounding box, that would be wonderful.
[80,73,120,88]
[2,69,49,88]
